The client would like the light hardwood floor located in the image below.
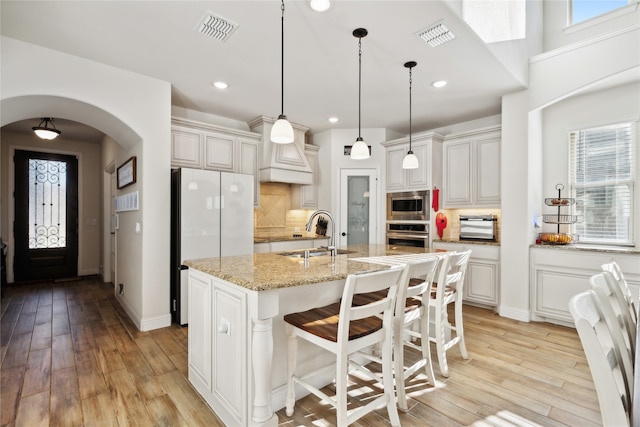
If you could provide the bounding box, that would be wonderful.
[1,276,602,426]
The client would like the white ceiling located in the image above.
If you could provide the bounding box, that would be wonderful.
[1,1,529,141]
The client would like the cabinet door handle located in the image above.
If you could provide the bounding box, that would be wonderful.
[218,324,229,334]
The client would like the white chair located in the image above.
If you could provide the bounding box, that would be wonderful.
[569,290,632,427]
[429,249,471,377]
[392,256,442,411]
[350,256,443,411]
[588,273,634,391]
[602,261,638,324]
[590,271,636,361]
[283,266,404,427]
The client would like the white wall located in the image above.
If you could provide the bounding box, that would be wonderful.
[1,36,172,331]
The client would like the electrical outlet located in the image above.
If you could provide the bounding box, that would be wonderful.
[118,283,125,295]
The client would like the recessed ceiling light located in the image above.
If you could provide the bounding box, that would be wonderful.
[309,0,331,12]
[213,81,228,89]
[329,117,339,123]
[432,80,448,88]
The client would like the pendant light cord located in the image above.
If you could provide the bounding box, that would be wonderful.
[357,35,362,140]
[280,0,285,117]
[409,65,412,152]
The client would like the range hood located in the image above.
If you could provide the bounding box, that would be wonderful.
[249,116,313,185]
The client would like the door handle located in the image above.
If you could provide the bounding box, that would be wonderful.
[341,232,347,236]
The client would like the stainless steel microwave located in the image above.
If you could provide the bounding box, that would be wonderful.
[386,190,429,221]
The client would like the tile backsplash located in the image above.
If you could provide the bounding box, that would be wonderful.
[254,182,316,238]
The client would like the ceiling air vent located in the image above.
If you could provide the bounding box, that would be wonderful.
[416,21,456,47]
[195,11,238,42]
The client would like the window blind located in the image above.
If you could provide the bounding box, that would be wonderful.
[569,122,635,245]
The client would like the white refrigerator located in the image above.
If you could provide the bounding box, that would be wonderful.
[171,168,254,325]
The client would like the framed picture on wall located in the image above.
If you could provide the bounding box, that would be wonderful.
[117,156,137,189]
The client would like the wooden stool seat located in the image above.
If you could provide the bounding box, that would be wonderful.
[283,302,382,343]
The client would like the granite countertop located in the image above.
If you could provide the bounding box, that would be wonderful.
[530,243,640,254]
[184,244,442,292]
[434,238,501,247]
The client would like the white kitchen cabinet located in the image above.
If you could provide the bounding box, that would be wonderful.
[291,144,319,209]
[432,241,500,307]
[382,133,443,192]
[188,268,247,426]
[237,138,260,206]
[188,268,212,391]
[203,132,235,172]
[443,126,501,208]
[171,126,203,168]
[530,247,640,325]
[171,117,261,206]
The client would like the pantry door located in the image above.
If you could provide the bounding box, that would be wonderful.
[339,169,378,247]
[14,150,79,282]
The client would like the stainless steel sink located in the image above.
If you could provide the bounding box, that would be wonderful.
[277,248,355,258]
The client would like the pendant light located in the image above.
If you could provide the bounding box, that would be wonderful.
[402,61,419,169]
[32,117,61,140]
[270,0,294,144]
[350,28,370,160]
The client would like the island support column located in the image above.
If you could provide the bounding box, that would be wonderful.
[250,291,279,427]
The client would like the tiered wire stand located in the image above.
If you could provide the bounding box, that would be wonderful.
[539,183,579,245]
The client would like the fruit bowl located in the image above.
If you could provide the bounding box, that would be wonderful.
[539,232,577,245]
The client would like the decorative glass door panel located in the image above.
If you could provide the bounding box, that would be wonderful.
[340,169,378,247]
[14,150,78,282]
[28,159,68,249]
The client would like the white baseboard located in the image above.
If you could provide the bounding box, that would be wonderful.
[140,313,172,331]
[115,293,171,332]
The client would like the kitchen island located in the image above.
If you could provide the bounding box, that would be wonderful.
[184,244,443,427]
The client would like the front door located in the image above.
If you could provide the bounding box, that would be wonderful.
[14,150,79,282]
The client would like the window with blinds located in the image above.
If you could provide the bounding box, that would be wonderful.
[569,122,635,246]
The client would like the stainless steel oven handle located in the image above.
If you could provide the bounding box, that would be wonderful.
[386,233,429,240]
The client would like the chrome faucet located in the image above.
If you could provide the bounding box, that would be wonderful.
[305,210,336,257]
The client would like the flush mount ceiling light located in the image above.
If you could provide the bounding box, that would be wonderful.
[432,80,448,88]
[32,117,61,140]
[402,61,419,170]
[309,0,331,12]
[350,28,370,160]
[213,81,228,89]
[271,0,294,144]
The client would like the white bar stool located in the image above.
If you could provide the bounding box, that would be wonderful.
[283,266,404,426]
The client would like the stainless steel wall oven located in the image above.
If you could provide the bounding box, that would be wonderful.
[386,221,430,250]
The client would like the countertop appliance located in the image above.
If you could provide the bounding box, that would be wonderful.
[459,215,496,241]
[171,168,254,325]
[387,190,430,221]
[386,221,430,251]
